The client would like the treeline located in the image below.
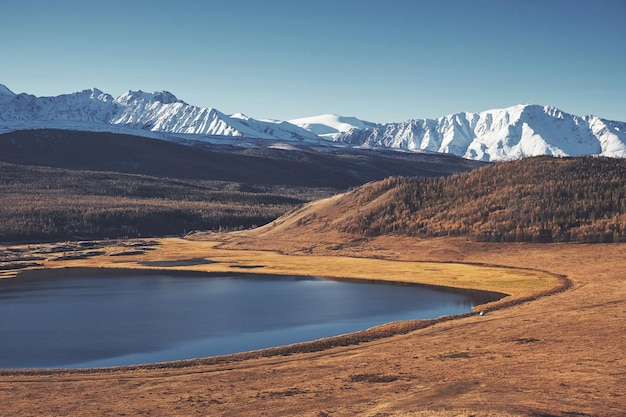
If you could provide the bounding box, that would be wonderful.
[339,156,626,243]
[0,163,329,243]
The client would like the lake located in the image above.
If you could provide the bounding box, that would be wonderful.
[0,268,504,369]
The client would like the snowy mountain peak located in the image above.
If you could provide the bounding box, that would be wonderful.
[115,90,182,106]
[151,91,180,104]
[289,113,377,139]
[0,84,326,142]
[337,104,626,160]
[226,112,322,142]
[229,112,251,121]
[70,88,115,103]
[1,84,625,161]
[0,83,15,97]
[0,83,16,104]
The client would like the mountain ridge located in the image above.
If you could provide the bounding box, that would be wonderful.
[0,84,321,143]
[288,114,378,139]
[336,104,626,161]
[1,83,625,161]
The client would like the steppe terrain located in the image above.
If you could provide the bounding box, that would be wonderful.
[0,136,623,416]
[0,232,623,417]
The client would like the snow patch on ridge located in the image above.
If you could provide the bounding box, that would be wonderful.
[0,85,324,143]
[337,104,626,161]
[0,83,16,104]
[289,114,377,139]
[1,84,626,161]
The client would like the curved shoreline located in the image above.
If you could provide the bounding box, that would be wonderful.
[0,272,569,377]
[0,238,567,376]
[1,238,622,417]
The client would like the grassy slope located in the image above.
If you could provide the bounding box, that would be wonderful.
[246,156,626,244]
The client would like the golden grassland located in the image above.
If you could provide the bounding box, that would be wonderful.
[0,235,623,416]
[6,237,556,299]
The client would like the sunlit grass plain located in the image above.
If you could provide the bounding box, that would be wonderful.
[3,237,561,307]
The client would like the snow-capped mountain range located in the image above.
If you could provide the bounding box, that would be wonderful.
[288,114,378,140]
[335,105,626,161]
[1,83,625,161]
[0,85,321,143]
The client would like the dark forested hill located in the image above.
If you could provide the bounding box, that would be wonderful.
[334,156,626,243]
[4,128,624,245]
[0,129,483,187]
[0,129,485,243]
[0,162,315,242]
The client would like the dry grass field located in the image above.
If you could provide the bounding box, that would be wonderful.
[0,231,624,416]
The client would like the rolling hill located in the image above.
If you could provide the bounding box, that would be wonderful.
[0,129,482,187]
[246,156,626,244]
[0,129,483,243]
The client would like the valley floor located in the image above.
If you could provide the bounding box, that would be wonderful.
[0,235,624,416]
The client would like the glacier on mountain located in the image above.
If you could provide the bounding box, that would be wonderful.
[288,114,377,140]
[0,84,16,104]
[0,85,320,144]
[0,83,625,161]
[335,104,626,161]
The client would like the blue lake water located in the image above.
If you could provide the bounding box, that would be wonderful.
[0,268,504,369]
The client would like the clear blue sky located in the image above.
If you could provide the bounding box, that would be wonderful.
[1,0,625,123]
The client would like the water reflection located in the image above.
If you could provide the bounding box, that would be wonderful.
[0,269,504,369]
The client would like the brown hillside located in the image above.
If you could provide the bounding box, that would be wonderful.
[240,156,626,246]
[0,129,485,243]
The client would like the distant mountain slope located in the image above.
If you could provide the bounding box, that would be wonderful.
[337,105,626,161]
[0,85,320,143]
[2,84,626,161]
[252,156,626,243]
[0,129,483,187]
[288,114,377,139]
[0,84,16,104]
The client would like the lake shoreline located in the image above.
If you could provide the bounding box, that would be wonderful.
[0,237,622,416]
[2,268,504,370]
[0,238,565,375]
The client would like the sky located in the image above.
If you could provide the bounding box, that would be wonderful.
[1,0,625,123]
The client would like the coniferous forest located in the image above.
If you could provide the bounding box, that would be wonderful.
[339,156,626,243]
[0,129,481,243]
[0,162,324,243]
[3,154,626,244]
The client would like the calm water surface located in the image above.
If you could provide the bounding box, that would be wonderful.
[0,269,503,369]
